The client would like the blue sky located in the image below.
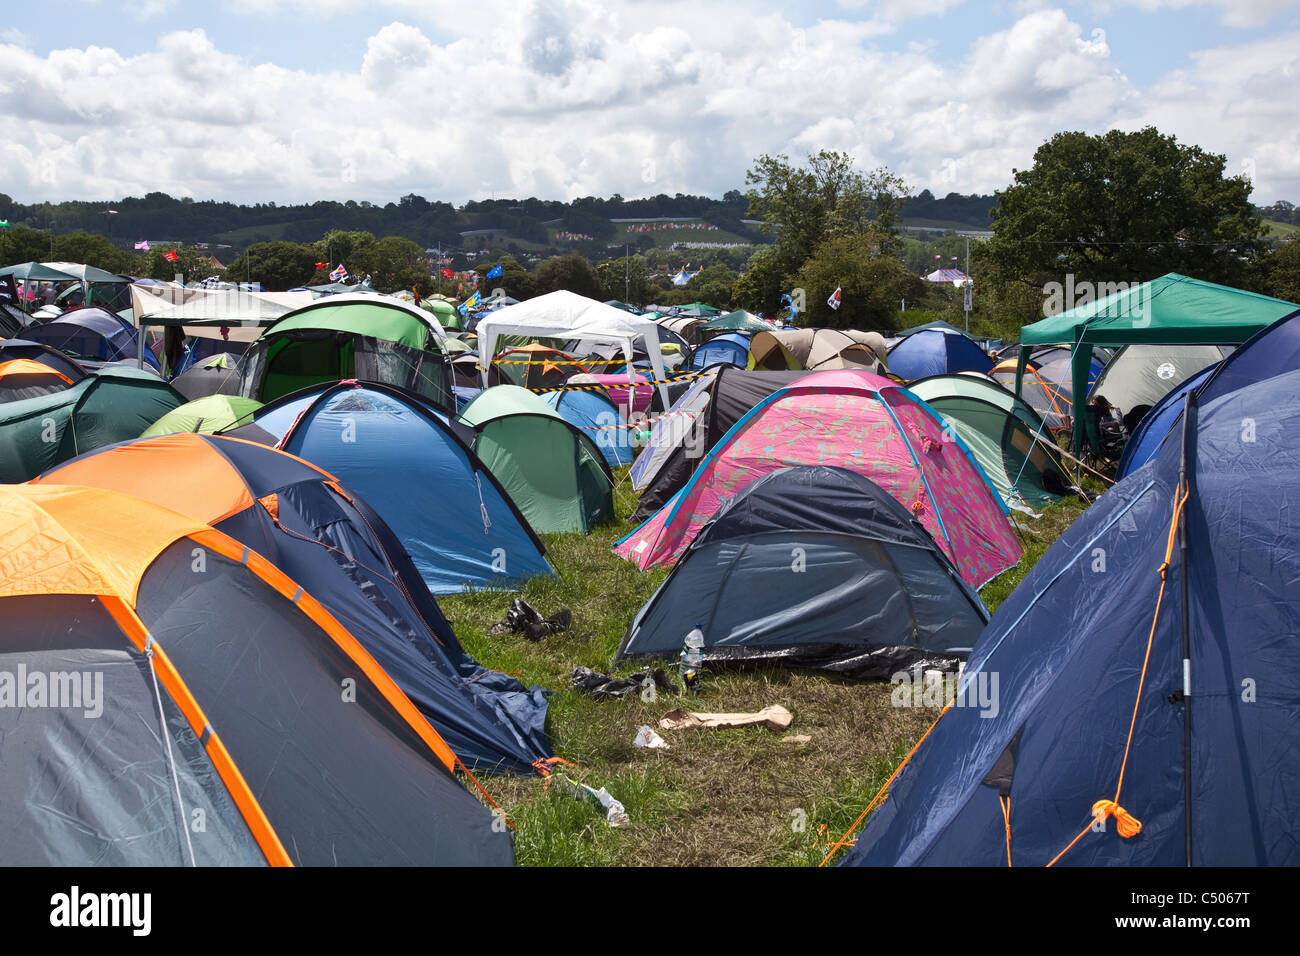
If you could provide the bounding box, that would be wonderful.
[2,1,1297,204]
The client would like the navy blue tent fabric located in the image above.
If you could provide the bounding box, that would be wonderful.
[228,381,555,595]
[843,368,1300,866]
[690,332,750,370]
[888,329,992,381]
[543,389,634,467]
[40,433,553,776]
[1117,309,1300,478]
[619,466,987,677]
[24,307,162,372]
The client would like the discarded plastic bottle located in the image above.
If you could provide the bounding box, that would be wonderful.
[680,624,704,695]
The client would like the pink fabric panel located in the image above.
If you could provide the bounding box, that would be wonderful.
[615,371,1023,588]
[884,392,1023,587]
[616,390,946,569]
[585,374,653,414]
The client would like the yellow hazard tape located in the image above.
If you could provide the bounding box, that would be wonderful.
[526,369,708,393]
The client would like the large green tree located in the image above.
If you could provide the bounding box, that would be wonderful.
[745,150,907,258]
[222,241,320,289]
[0,225,54,265]
[596,255,650,304]
[1261,238,1300,305]
[49,231,136,274]
[983,127,1266,306]
[369,235,433,294]
[533,253,602,299]
[739,151,908,316]
[790,235,923,332]
[474,255,535,300]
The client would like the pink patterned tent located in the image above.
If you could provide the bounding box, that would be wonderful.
[613,369,1023,589]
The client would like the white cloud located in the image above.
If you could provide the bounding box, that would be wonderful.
[1096,0,1298,29]
[0,5,1297,206]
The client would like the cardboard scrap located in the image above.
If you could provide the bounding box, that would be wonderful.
[658,704,793,732]
[781,734,812,744]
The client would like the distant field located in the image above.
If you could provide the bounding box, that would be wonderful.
[1264,219,1299,238]
[901,217,991,233]
[610,221,754,246]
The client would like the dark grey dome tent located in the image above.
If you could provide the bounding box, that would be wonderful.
[617,466,989,678]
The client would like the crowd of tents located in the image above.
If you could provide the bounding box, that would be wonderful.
[1,261,1298,867]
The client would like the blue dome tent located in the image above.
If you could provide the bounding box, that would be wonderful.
[887,328,992,381]
[225,381,555,595]
[689,332,750,370]
[838,367,1300,866]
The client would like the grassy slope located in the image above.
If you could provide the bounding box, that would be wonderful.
[611,222,753,246]
[440,474,1087,866]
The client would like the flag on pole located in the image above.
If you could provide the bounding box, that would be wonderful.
[134,240,150,250]
[827,285,842,311]
[486,263,503,280]
[780,293,799,320]
[329,264,348,282]
[457,289,482,315]
[315,262,327,270]
[164,249,180,263]
[441,268,454,279]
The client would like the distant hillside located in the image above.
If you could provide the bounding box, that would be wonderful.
[899,191,996,231]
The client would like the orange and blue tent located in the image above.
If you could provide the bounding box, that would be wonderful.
[36,432,554,776]
[0,483,512,865]
[0,358,76,402]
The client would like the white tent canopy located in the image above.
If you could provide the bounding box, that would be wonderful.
[132,286,316,344]
[476,290,670,404]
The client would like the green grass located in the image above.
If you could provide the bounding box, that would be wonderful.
[439,472,1086,866]
[1264,219,1299,238]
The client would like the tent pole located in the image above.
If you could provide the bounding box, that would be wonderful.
[1070,343,1091,457]
[1177,389,1196,867]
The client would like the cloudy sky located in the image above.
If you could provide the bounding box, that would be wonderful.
[2,0,1297,206]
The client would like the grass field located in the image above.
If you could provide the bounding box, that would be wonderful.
[612,222,754,246]
[439,472,1088,866]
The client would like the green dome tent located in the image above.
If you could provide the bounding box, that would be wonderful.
[458,385,615,534]
[696,310,772,337]
[240,295,453,409]
[0,368,185,481]
[141,394,263,437]
[907,373,1073,507]
[424,297,462,330]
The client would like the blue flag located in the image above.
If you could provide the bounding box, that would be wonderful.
[780,293,799,318]
[457,289,482,315]
[486,263,503,280]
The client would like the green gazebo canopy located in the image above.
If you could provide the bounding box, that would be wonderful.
[1018,272,1299,452]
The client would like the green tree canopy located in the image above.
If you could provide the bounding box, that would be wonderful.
[596,255,650,304]
[222,241,320,289]
[1262,239,1300,305]
[745,150,907,260]
[790,235,924,332]
[533,253,602,299]
[983,127,1266,303]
